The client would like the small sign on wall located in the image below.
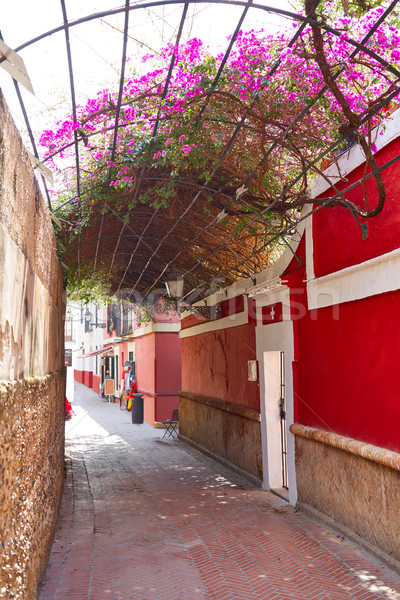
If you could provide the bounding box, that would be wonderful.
[248,360,258,382]
[262,302,283,324]
[104,378,114,395]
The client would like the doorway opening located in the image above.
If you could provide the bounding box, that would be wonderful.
[262,350,289,500]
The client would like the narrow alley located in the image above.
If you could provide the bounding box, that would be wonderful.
[39,383,400,600]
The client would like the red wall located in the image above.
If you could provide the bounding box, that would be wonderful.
[155,333,181,422]
[135,331,181,424]
[314,136,400,278]
[293,285,400,453]
[93,374,100,395]
[288,135,400,453]
[74,370,83,384]
[155,333,181,393]
[181,316,259,411]
[74,369,99,393]
[178,134,400,453]
[135,333,156,394]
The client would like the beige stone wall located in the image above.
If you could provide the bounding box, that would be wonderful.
[0,90,65,599]
[179,391,263,483]
[292,425,400,564]
[0,376,65,599]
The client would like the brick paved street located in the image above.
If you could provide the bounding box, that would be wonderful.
[39,383,400,600]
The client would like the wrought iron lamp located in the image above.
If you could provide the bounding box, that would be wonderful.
[84,307,92,332]
[84,306,106,329]
[165,271,184,299]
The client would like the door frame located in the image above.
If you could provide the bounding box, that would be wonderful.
[262,350,288,493]
[251,283,297,505]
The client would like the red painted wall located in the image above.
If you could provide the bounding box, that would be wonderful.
[155,395,179,422]
[155,333,181,421]
[286,135,400,453]
[155,333,181,393]
[82,370,88,388]
[181,317,259,411]
[74,369,100,394]
[293,285,400,453]
[134,333,156,425]
[178,131,400,456]
[314,136,400,278]
[135,331,181,424]
[74,370,83,384]
[135,333,156,395]
[93,374,100,395]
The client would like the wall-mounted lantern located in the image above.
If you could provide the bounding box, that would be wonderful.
[84,306,107,331]
[165,271,184,299]
[84,307,92,333]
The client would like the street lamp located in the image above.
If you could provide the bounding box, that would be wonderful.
[84,306,107,329]
[165,271,184,299]
[164,272,216,318]
[84,307,92,332]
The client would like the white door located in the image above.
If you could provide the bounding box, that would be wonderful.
[262,350,288,495]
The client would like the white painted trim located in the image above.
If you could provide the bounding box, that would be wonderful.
[134,322,181,338]
[307,245,400,309]
[305,109,400,303]
[247,276,289,298]
[179,297,249,339]
[308,109,400,200]
[304,206,315,283]
[105,336,122,344]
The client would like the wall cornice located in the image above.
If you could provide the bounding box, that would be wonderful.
[307,245,400,309]
[179,391,260,422]
[290,423,400,472]
[134,322,181,338]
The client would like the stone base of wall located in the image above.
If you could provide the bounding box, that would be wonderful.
[0,372,65,600]
[179,391,262,483]
[291,424,400,568]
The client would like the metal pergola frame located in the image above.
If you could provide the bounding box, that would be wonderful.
[3,0,400,301]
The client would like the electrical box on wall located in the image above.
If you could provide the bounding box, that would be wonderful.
[247,360,258,382]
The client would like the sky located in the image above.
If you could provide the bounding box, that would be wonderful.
[0,0,295,149]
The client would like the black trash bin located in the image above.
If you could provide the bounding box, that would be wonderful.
[131,393,144,424]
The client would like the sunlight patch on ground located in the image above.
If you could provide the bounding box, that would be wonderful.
[354,570,400,599]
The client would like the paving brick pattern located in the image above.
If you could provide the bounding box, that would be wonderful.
[39,383,400,600]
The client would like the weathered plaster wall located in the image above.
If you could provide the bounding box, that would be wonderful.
[181,321,259,411]
[0,90,65,599]
[179,391,262,483]
[291,424,400,563]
